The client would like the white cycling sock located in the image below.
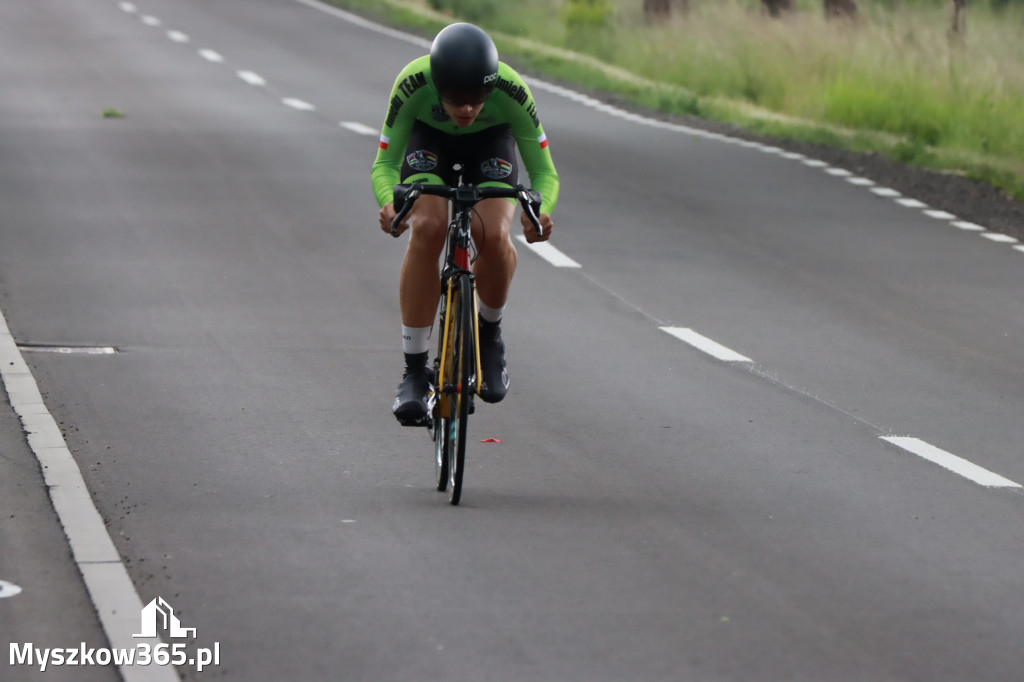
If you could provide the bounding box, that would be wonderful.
[401,326,432,355]
[477,300,505,324]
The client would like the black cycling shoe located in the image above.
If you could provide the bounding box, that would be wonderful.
[392,369,434,426]
[478,320,509,404]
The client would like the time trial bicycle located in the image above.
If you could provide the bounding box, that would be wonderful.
[391,178,542,505]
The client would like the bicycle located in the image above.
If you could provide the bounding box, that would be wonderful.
[390,177,543,505]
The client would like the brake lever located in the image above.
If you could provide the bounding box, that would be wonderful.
[390,185,420,236]
[518,188,543,239]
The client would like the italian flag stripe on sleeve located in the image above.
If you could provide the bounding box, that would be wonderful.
[379,134,390,150]
[538,133,549,150]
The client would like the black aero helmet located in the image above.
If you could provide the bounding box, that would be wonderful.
[430,23,499,105]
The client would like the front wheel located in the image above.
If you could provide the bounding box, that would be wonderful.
[446,274,475,505]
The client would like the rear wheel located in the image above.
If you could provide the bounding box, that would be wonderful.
[446,274,474,505]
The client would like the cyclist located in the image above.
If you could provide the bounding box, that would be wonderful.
[373,22,560,426]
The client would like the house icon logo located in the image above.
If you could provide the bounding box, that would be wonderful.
[132,597,197,639]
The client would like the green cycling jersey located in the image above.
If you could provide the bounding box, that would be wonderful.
[371,56,560,215]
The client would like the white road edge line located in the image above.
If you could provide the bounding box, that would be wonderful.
[0,312,177,681]
[515,235,581,268]
[881,437,1022,489]
[659,327,752,363]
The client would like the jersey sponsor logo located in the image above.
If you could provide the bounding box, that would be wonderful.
[495,76,528,106]
[379,134,391,150]
[386,72,428,128]
[538,133,549,150]
[495,76,540,127]
[406,150,439,172]
[398,71,428,98]
[385,94,404,129]
[481,157,513,180]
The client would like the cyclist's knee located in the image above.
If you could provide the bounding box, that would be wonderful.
[407,202,447,256]
[472,197,515,248]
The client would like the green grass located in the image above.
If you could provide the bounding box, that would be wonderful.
[328,0,1024,200]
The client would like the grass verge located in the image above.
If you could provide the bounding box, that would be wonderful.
[324,0,1024,202]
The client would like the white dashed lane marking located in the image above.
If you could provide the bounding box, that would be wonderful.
[282,98,316,111]
[882,437,1022,488]
[981,233,1019,244]
[659,327,752,363]
[515,236,581,268]
[237,70,267,86]
[340,121,378,136]
[198,48,224,63]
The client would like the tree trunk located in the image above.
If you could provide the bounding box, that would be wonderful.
[824,0,858,20]
[644,0,671,21]
[761,0,793,17]
[950,0,967,38]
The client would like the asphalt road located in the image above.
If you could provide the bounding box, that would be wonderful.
[2,1,1023,680]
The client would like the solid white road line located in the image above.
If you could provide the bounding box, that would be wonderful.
[0,313,176,681]
[881,437,1022,488]
[659,327,752,363]
[515,236,581,268]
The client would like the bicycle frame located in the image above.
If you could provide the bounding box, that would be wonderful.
[389,180,542,503]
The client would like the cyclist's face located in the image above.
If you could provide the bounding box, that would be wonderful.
[440,91,490,127]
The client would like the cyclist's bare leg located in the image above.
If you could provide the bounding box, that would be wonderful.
[400,195,448,327]
[471,197,517,310]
